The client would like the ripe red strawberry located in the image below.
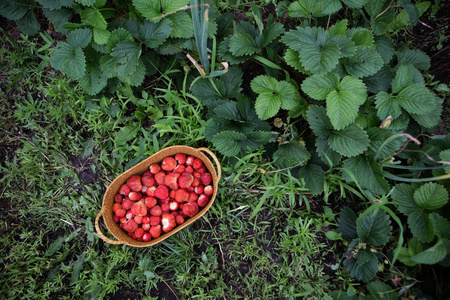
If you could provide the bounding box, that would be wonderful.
[144,196,157,208]
[161,203,170,212]
[186,156,195,166]
[115,208,126,218]
[128,191,143,201]
[204,185,214,196]
[164,172,180,190]
[174,189,190,202]
[176,215,185,225]
[192,178,201,187]
[142,232,151,242]
[122,198,132,210]
[173,164,186,173]
[142,216,150,224]
[198,194,209,207]
[150,216,161,226]
[150,225,162,239]
[119,184,131,196]
[200,173,212,186]
[194,185,204,194]
[126,211,135,220]
[114,194,123,203]
[196,166,206,174]
[131,201,147,216]
[169,201,179,211]
[112,203,122,213]
[161,157,177,171]
[113,215,121,223]
[185,166,194,174]
[134,228,144,239]
[193,171,201,179]
[192,158,203,170]
[149,164,161,174]
[142,223,150,231]
[122,219,138,233]
[182,202,199,217]
[178,173,194,189]
[188,192,198,202]
[134,215,143,224]
[154,185,169,199]
[154,172,166,185]
[161,213,176,233]
[150,205,162,217]
[126,175,142,192]
[175,153,186,165]
[146,186,157,197]
[142,175,155,187]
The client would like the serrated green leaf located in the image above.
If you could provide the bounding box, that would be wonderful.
[321,0,343,15]
[329,124,370,157]
[301,73,339,100]
[397,49,431,71]
[37,0,64,10]
[99,55,117,78]
[75,0,95,5]
[370,6,395,35]
[430,213,450,239]
[251,76,301,120]
[133,0,188,21]
[81,8,107,29]
[282,26,325,52]
[213,101,241,121]
[43,8,72,35]
[374,35,394,64]
[140,19,172,48]
[326,90,359,130]
[410,239,448,264]
[242,131,272,151]
[367,127,403,160]
[45,236,65,256]
[375,91,402,120]
[110,41,142,76]
[288,0,326,18]
[408,211,435,243]
[411,96,443,129]
[0,0,30,21]
[440,149,450,174]
[213,131,247,157]
[301,43,340,75]
[50,42,86,79]
[92,27,110,45]
[284,49,311,74]
[229,22,260,56]
[400,0,419,26]
[342,155,390,195]
[306,106,333,139]
[298,164,324,195]
[364,66,394,93]
[367,281,396,300]
[119,60,145,86]
[316,138,342,167]
[167,11,193,38]
[328,35,357,58]
[79,63,107,95]
[357,248,376,265]
[339,76,367,104]
[345,48,384,78]
[342,0,369,9]
[347,28,373,48]
[396,83,435,115]
[274,141,311,168]
[260,15,284,46]
[344,256,378,283]
[16,10,40,36]
[392,184,419,215]
[67,28,92,49]
[357,210,392,246]
[414,182,449,210]
[392,64,413,93]
[107,28,133,52]
[337,207,358,241]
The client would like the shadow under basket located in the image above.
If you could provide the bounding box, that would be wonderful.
[95,146,221,247]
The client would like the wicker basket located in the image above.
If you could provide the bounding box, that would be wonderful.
[95,146,221,247]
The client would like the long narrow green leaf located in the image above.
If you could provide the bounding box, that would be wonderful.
[379,206,404,267]
[200,1,209,73]
[383,171,450,182]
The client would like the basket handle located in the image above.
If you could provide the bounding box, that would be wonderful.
[95,209,125,245]
[197,147,222,184]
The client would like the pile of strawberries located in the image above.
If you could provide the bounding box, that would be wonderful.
[112,153,214,242]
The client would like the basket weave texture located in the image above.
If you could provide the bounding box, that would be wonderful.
[95,146,221,247]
